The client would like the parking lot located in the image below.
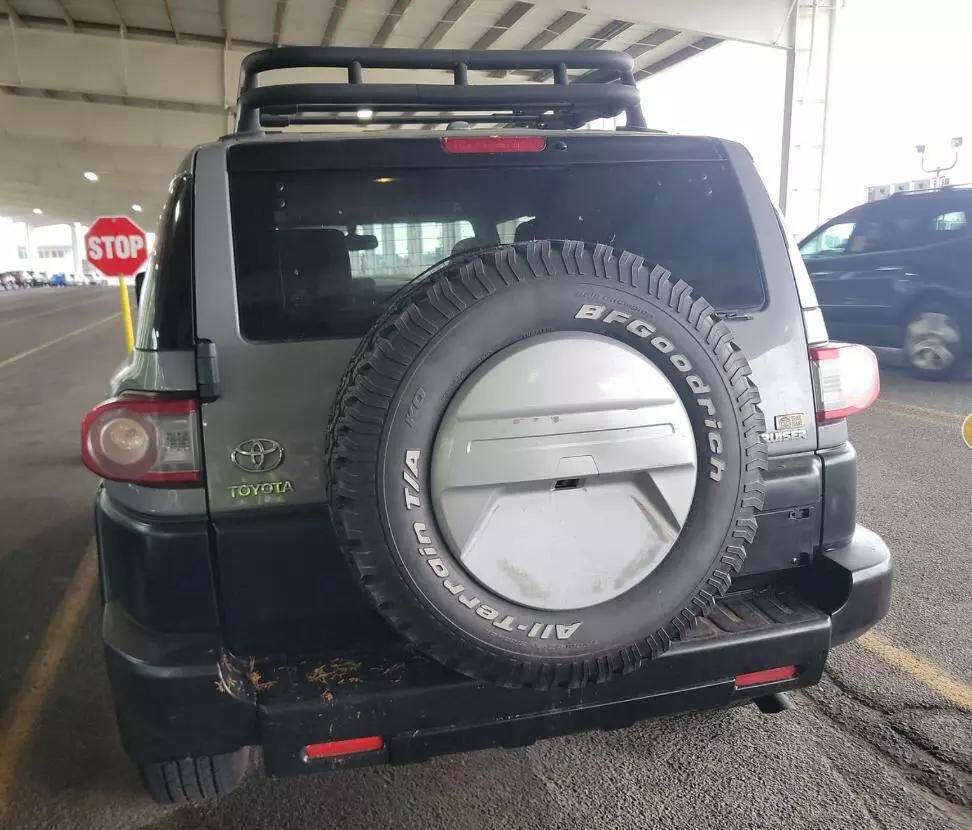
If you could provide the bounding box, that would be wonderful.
[0,285,967,829]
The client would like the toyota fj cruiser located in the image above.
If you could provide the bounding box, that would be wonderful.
[83,47,891,803]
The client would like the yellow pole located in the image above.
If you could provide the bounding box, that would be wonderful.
[118,278,134,352]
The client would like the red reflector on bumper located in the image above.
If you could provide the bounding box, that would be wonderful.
[303,736,384,761]
[441,136,546,154]
[735,665,798,688]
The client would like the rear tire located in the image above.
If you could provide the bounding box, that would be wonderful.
[903,302,965,380]
[137,746,256,804]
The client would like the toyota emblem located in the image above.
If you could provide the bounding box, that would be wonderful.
[231,438,284,473]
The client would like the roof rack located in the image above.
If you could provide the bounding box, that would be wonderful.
[235,46,646,133]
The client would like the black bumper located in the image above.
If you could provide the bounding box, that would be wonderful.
[103,522,891,777]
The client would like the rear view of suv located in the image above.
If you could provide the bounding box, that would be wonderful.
[800,187,972,378]
[83,47,891,803]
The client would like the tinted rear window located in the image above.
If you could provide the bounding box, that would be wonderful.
[229,161,764,342]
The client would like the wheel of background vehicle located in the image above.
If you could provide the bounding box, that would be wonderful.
[138,747,257,804]
[903,302,965,379]
[328,241,766,689]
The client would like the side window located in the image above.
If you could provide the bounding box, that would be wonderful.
[876,204,968,250]
[800,221,855,257]
[135,174,194,350]
[934,210,968,234]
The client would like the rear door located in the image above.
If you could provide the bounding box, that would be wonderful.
[192,134,818,649]
[802,203,907,343]
[195,133,788,518]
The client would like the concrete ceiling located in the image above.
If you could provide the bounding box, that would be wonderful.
[0,0,794,226]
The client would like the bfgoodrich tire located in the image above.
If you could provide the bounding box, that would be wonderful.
[328,241,766,689]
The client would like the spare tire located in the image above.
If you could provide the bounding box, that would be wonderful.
[328,241,766,689]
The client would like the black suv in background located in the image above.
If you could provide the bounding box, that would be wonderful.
[800,187,972,378]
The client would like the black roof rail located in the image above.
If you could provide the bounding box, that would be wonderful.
[235,46,646,133]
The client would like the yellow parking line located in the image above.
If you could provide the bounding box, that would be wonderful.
[859,632,972,712]
[872,399,965,424]
[0,313,119,371]
[0,543,99,817]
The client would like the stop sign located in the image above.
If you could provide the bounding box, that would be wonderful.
[85,216,148,278]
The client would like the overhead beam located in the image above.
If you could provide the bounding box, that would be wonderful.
[623,27,680,61]
[572,18,632,51]
[576,27,679,83]
[321,0,347,46]
[489,10,584,77]
[0,0,22,26]
[0,83,226,116]
[634,36,722,80]
[530,19,632,81]
[218,0,230,46]
[469,2,533,51]
[0,25,234,107]
[419,0,473,49]
[52,0,74,29]
[0,11,269,50]
[107,0,127,37]
[161,0,180,43]
[372,0,411,48]
[273,0,288,46]
[520,0,794,48]
[219,0,232,128]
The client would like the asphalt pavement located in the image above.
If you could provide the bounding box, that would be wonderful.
[0,286,969,829]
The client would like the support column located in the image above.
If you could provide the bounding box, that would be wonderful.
[24,223,35,274]
[72,222,86,280]
[778,0,838,237]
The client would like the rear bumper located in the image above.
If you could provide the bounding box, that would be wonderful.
[103,522,891,775]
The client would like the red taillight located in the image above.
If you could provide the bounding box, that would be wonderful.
[81,396,202,484]
[302,736,384,761]
[441,136,547,154]
[809,342,880,423]
[735,665,798,688]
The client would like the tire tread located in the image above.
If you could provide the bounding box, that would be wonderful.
[137,748,255,805]
[327,241,767,689]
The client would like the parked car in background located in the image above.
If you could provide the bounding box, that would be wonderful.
[49,273,68,287]
[800,186,972,378]
[1,272,19,290]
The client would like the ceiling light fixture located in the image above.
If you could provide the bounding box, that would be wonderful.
[83,171,99,182]
[32,208,43,215]
[357,108,374,120]
[132,203,143,212]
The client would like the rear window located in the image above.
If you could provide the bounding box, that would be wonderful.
[229,160,764,342]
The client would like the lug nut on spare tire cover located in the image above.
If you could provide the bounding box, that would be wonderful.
[328,240,766,689]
